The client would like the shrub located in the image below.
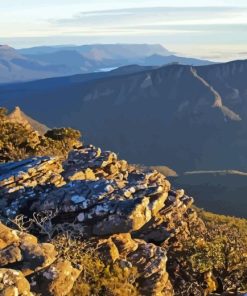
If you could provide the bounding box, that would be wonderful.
[0,107,82,162]
[168,209,247,295]
[52,234,139,296]
[45,128,81,141]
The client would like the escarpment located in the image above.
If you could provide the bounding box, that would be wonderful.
[0,143,229,295]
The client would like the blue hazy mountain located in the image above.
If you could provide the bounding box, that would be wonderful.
[19,43,172,58]
[18,44,214,76]
[0,43,215,83]
[0,45,70,84]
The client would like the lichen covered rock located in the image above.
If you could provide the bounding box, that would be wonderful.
[30,260,81,296]
[0,145,207,295]
[0,269,32,296]
[0,223,57,276]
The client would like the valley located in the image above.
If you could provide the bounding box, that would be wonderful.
[1,60,247,173]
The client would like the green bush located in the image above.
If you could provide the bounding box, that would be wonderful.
[168,209,247,295]
[45,128,81,141]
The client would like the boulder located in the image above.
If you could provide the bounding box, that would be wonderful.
[0,269,32,296]
[96,234,173,296]
[0,224,57,276]
[30,260,81,296]
[0,223,19,250]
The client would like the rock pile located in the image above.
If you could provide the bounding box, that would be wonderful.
[0,145,204,295]
[0,222,80,296]
[97,233,174,296]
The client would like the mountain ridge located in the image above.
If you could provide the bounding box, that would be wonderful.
[0,45,68,84]
[1,59,247,172]
[0,43,215,83]
[18,43,172,57]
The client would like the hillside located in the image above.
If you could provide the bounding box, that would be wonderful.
[171,170,247,218]
[2,60,247,172]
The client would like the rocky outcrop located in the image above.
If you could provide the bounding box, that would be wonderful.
[0,157,64,219]
[0,223,80,296]
[0,144,205,295]
[0,268,32,296]
[97,233,173,296]
[7,106,49,135]
[0,223,56,275]
[29,260,81,296]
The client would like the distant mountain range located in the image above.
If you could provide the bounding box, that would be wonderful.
[1,59,247,173]
[0,43,214,84]
[18,43,171,59]
[0,45,67,84]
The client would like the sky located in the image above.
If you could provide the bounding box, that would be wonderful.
[0,0,247,61]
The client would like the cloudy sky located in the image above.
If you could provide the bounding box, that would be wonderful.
[1,0,247,61]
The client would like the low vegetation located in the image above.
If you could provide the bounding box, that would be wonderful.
[52,234,139,296]
[168,208,247,295]
[197,210,247,289]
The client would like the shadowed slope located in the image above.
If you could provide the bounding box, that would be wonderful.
[7,106,49,135]
[2,60,247,171]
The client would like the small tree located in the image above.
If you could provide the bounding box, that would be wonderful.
[0,107,7,120]
[45,128,81,141]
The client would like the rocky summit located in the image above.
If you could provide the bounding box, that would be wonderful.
[7,106,49,135]
[0,144,223,295]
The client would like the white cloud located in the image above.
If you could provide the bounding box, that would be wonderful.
[0,4,247,60]
[53,7,247,27]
